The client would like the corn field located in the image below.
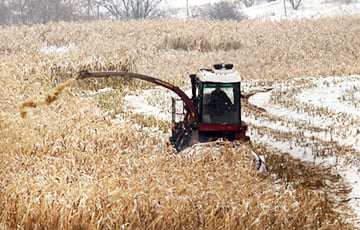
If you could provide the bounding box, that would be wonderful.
[1,17,360,229]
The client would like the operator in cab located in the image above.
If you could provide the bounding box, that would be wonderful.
[209,85,232,116]
[210,85,232,106]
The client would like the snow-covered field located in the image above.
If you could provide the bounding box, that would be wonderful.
[124,74,360,225]
[246,76,360,220]
[243,0,360,20]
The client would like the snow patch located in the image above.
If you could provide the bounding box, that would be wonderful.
[247,75,360,223]
[40,43,76,55]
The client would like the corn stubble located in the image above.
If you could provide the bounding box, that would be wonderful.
[1,17,358,229]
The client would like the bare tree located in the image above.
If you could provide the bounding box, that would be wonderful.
[72,0,100,19]
[0,1,11,25]
[7,0,76,25]
[95,0,164,19]
[195,1,244,21]
[289,0,302,10]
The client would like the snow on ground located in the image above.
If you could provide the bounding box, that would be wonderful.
[248,76,360,150]
[246,75,360,223]
[40,43,76,55]
[165,0,360,20]
[242,0,360,20]
[125,88,172,120]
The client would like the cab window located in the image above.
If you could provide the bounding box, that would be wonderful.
[201,83,240,125]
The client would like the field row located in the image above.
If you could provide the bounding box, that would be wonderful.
[245,75,360,223]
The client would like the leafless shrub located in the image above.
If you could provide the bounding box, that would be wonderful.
[193,1,244,21]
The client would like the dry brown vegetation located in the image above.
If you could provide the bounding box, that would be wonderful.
[1,17,360,229]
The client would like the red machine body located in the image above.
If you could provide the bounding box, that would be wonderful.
[170,64,249,150]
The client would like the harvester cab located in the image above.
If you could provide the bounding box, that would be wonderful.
[170,64,249,151]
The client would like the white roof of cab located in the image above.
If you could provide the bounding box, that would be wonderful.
[196,68,242,83]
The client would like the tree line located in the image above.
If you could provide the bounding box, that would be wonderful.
[0,0,304,26]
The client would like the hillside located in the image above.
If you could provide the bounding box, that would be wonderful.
[243,0,360,20]
[169,0,360,20]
